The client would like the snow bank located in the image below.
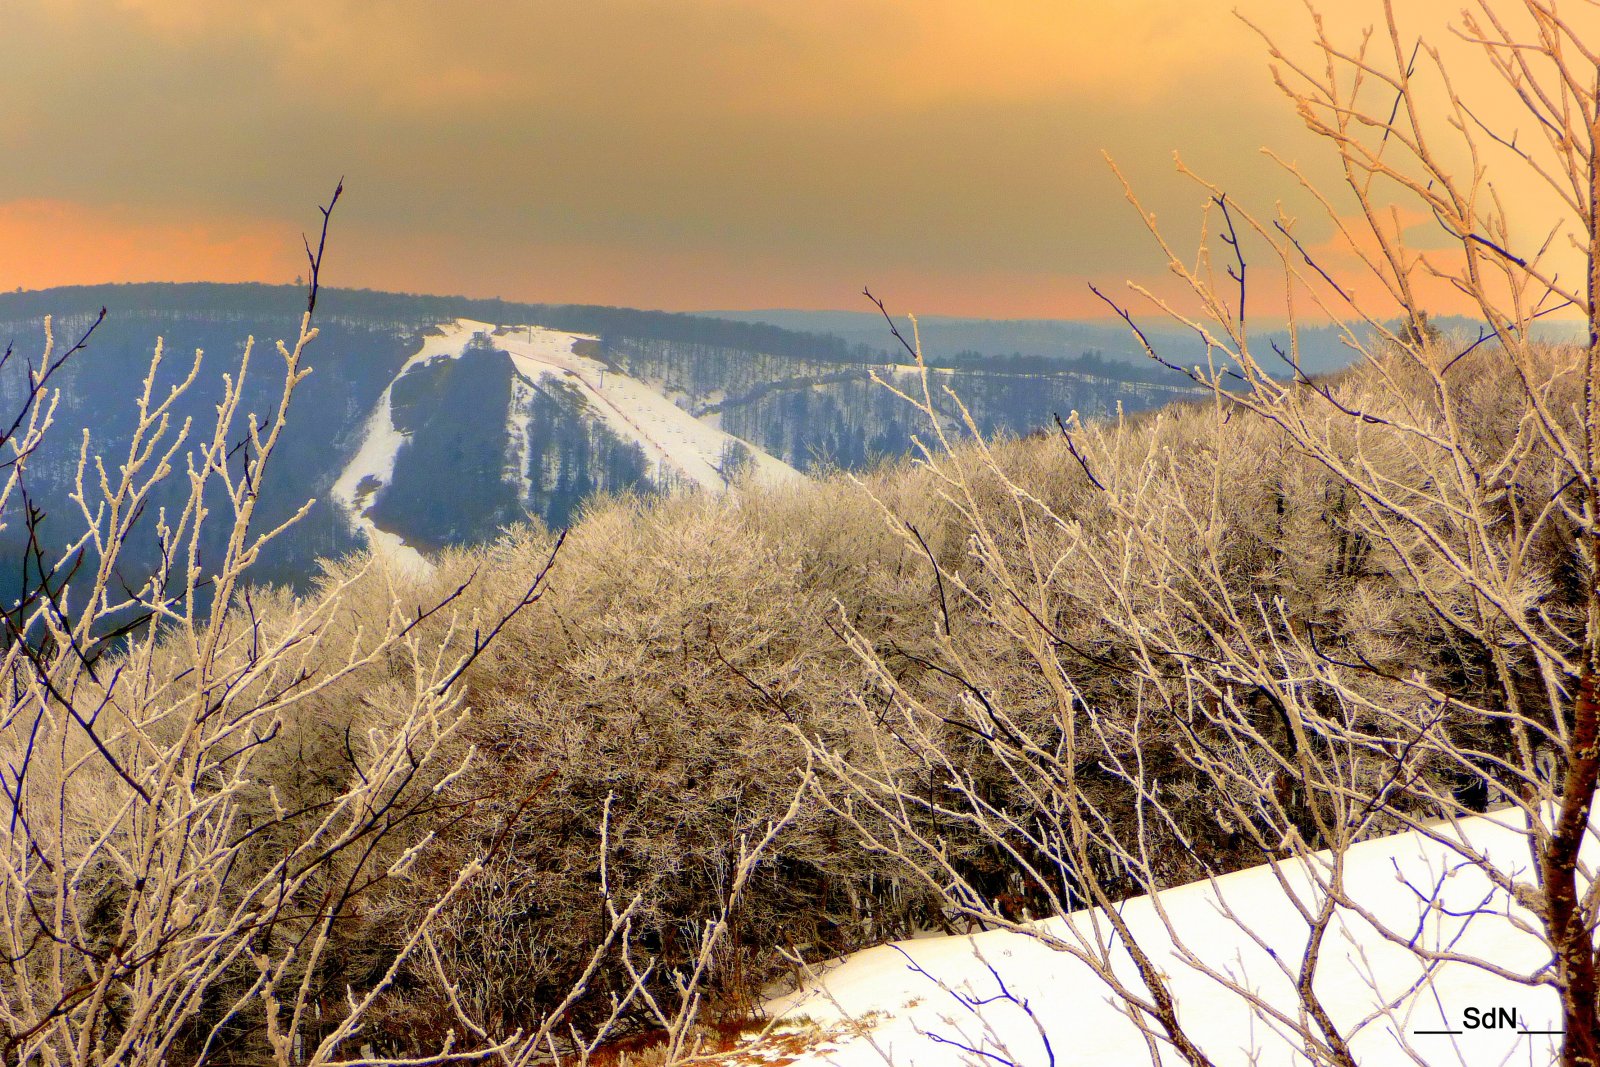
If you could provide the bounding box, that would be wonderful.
[769,809,1589,1066]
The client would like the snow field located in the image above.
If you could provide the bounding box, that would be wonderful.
[491,322,801,491]
[765,809,1593,1066]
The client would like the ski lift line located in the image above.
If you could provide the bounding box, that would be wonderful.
[494,318,798,490]
[504,337,704,487]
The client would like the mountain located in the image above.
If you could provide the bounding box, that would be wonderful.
[711,308,1370,376]
[329,319,803,574]
[0,283,1204,588]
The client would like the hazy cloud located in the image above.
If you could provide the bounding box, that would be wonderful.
[4,0,1570,317]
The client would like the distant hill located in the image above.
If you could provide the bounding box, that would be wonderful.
[0,283,1205,594]
[710,308,1369,376]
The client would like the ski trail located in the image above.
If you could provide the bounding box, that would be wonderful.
[331,321,480,575]
[333,319,803,574]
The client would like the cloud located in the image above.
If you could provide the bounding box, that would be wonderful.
[62,0,1250,114]
[8,0,1572,317]
[0,199,299,291]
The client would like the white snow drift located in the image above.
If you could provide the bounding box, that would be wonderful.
[766,808,1593,1067]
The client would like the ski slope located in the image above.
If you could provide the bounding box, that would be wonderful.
[487,320,801,491]
[764,809,1593,1067]
[333,320,801,573]
[330,320,480,576]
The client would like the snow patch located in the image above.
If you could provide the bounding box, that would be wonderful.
[491,321,801,491]
[769,809,1588,1066]
[505,373,538,504]
[331,320,484,576]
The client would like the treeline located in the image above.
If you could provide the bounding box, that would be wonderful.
[1,284,1237,381]
[936,346,1183,382]
[0,283,888,366]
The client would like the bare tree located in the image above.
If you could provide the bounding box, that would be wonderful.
[0,191,823,1064]
[0,189,642,1065]
[805,3,1600,1065]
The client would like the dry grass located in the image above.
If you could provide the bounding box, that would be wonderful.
[585,1013,864,1067]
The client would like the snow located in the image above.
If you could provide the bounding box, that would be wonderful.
[332,320,803,573]
[490,321,802,491]
[882,363,956,377]
[767,809,1594,1066]
[505,372,538,503]
[330,320,483,576]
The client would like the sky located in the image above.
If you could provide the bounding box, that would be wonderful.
[1,0,1588,319]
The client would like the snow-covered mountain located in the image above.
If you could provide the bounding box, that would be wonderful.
[331,319,799,572]
[0,283,1204,590]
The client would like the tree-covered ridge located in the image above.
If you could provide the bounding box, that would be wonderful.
[0,283,884,364]
[0,283,1213,597]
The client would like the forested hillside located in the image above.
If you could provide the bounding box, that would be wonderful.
[0,283,1201,589]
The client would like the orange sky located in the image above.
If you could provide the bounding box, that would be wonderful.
[2,0,1589,319]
